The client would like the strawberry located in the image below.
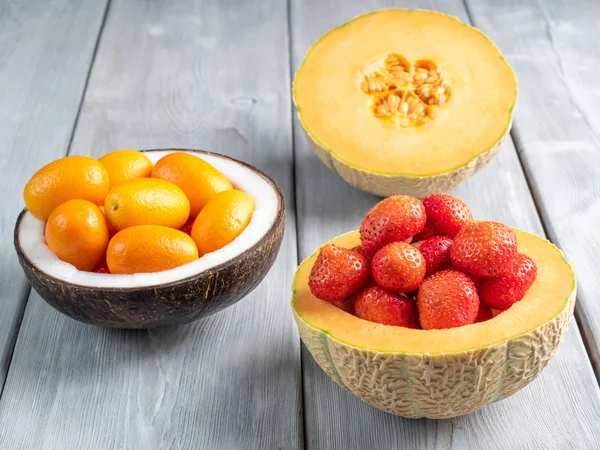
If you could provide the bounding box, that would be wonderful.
[450,221,518,278]
[332,297,355,314]
[471,276,483,291]
[410,240,424,250]
[475,302,493,323]
[413,223,437,241]
[360,195,426,256]
[179,219,194,235]
[405,290,418,302]
[93,260,110,274]
[371,242,426,292]
[354,285,419,328]
[417,270,479,330]
[419,236,453,277]
[422,193,473,238]
[479,253,538,310]
[308,244,370,302]
[351,244,371,260]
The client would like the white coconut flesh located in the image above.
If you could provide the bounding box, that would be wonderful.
[18,150,280,288]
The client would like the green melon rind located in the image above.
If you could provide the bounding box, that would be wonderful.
[302,130,507,198]
[292,9,518,198]
[293,291,574,419]
[291,230,576,419]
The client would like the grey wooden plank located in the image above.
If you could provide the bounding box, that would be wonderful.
[0,0,301,449]
[0,0,108,390]
[464,0,600,381]
[291,0,600,448]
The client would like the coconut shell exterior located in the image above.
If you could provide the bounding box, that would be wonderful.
[14,151,285,329]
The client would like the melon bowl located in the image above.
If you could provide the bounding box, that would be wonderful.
[14,149,285,329]
[292,230,576,419]
[293,9,517,198]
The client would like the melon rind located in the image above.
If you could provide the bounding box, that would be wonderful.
[294,292,575,419]
[303,130,507,198]
[294,292,573,419]
[292,229,576,419]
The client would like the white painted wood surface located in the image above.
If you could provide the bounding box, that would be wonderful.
[291,0,600,448]
[0,0,301,448]
[0,0,108,388]
[465,0,600,379]
[0,0,599,448]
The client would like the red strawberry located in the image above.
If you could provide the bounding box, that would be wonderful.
[417,270,479,330]
[308,244,370,302]
[371,242,426,292]
[405,290,418,302]
[354,285,419,328]
[351,244,371,260]
[414,223,437,241]
[410,240,424,250]
[332,297,355,314]
[450,221,518,278]
[360,195,426,256]
[179,219,194,235]
[94,260,110,274]
[475,302,493,323]
[419,236,453,277]
[479,253,538,310]
[422,193,473,238]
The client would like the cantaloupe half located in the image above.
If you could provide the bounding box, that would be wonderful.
[293,9,517,197]
[292,230,576,419]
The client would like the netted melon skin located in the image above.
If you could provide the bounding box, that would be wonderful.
[293,290,574,419]
[303,130,507,199]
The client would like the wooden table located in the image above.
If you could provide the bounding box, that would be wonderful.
[1,0,599,448]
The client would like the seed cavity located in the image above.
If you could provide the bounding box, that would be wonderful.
[359,54,451,127]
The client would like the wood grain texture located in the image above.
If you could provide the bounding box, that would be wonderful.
[291,0,600,448]
[464,0,600,381]
[0,0,301,449]
[0,0,108,389]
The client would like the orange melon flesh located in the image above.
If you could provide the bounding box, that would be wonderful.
[293,230,574,354]
[293,9,517,176]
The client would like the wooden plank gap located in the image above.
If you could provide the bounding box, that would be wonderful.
[464,0,600,387]
[0,0,114,401]
[285,0,307,446]
[64,0,114,157]
[0,0,114,400]
[510,127,600,384]
[573,304,600,383]
[0,285,30,400]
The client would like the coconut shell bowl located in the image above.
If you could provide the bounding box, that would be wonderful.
[14,149,285,329]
